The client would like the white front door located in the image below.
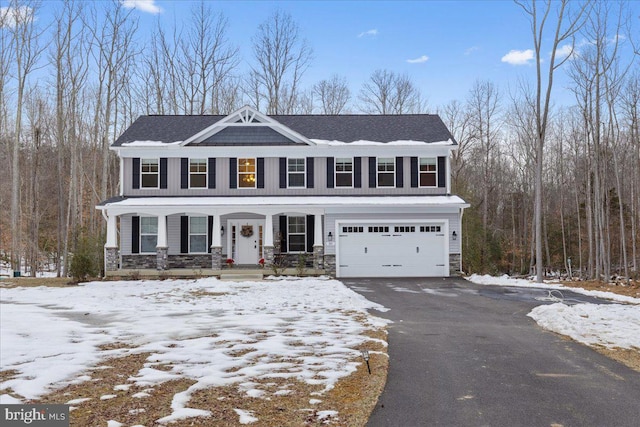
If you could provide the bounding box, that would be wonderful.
[228,220,264,265]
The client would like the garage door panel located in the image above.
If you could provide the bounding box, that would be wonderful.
[337,222,448,278]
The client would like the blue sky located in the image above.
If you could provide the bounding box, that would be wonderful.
[32,0,640,109]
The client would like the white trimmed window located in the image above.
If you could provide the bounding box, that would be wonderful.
[238,158,256,188]
[141,159,159,188]
[335,158,353,187]
[288,216,306,252]
[190,159,207,188]
[140,216,158,253]
[288,158,305,187]
[189,216,208,253]
[419,158,437,187]
[377,158,395,187]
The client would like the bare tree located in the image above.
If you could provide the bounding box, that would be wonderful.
[359,69,426,114]
[4,0,45,274]
[515,0,590,282]
[249,10,313,114]
[313,74,351,114]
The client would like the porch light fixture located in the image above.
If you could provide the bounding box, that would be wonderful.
[327,232,333,242]
[452,230,457,240]
[221,226,225,236]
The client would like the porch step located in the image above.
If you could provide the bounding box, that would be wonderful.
[219,272,264,281]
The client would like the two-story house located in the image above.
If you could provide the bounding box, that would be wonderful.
[97,106,469,278]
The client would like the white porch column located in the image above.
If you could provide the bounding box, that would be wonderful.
[211,215,222,247]
[105,213,118,248]
[264,214,274,246]
[314,214,323,247]
[156,214,168,248]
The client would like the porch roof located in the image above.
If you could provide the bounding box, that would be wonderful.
[97,195,469,211]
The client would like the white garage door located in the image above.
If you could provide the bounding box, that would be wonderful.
[337,222,448,278]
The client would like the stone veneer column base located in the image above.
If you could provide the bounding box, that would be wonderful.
[105,247,119,272]
[449,253,462,276]
[264,246,274,265]
[211,246,222,269]
[324,254,336,277]
[156,247,168,270]
[313,245,324,270]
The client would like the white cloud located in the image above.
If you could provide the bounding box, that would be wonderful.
[358,29,378,38]
[465,46,479,55]
[120,0,162,15]
[406,55,429,64]
[0,6,34,28]
[555,44,575,59]
[501,49,534,65]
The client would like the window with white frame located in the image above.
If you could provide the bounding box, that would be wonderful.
[190,159,207,188]
[141,159,159,188]
[377,158,395,187]
[140,216,158,253]
[288,158,305,187]
[419,158,437,187]
[335,158,353,187]
[238,158,256,188]
[189,216,208,253]
[288,216,306,252]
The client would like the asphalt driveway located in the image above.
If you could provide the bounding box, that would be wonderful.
[344,277,640,427]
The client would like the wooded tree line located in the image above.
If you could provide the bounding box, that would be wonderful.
[0,0,638,281]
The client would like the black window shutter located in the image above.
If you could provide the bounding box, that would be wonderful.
[208,158,216,189]
[132,158,140,189]
[411,157,419,188]
[180,216,189,254]
[437,156,446,188]
[208,216,213,253]
[306,157,314,188]
[279,158,287,188]
[306,215,315,253]
[369,157,377,188]
[160,158,168,189]
[396,157,404,188]
[229,158,237,189]
[257,158,265,188]
[326,157,334,188]
[131,216,140,254]
[279,216,288,253]
[181,158,188,189]
[354,157,362,188]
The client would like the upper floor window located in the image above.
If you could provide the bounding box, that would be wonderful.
[189,216,208,253]
[140,216,158,253]
[238,158,256,188]
[377,158,395,187]
[335,158,353,187]
[190,159,207,188]
[141,159,159,188]
[288,158,306,188]
[420,158,437,187]
[288,216,306,252]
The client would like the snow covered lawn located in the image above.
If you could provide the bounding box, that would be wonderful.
[0,277,389,425]
[466,275,640,351]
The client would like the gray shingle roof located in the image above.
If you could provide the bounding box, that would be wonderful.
[112,114,456,147]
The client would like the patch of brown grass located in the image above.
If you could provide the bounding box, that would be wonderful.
[558,278,640,299]
[0,277,78,288]
[592,346,640,373]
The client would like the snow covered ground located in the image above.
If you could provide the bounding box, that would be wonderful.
[0,277,389,425]
[467,274,640,350]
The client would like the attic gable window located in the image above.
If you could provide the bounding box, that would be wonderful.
[238,158,256,188]
[377,158,395,187]
[141,159,159,188]
[190,159,207,188]
[420,158,437,187]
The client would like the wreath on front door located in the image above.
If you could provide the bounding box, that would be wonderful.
[241,225,254,238]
